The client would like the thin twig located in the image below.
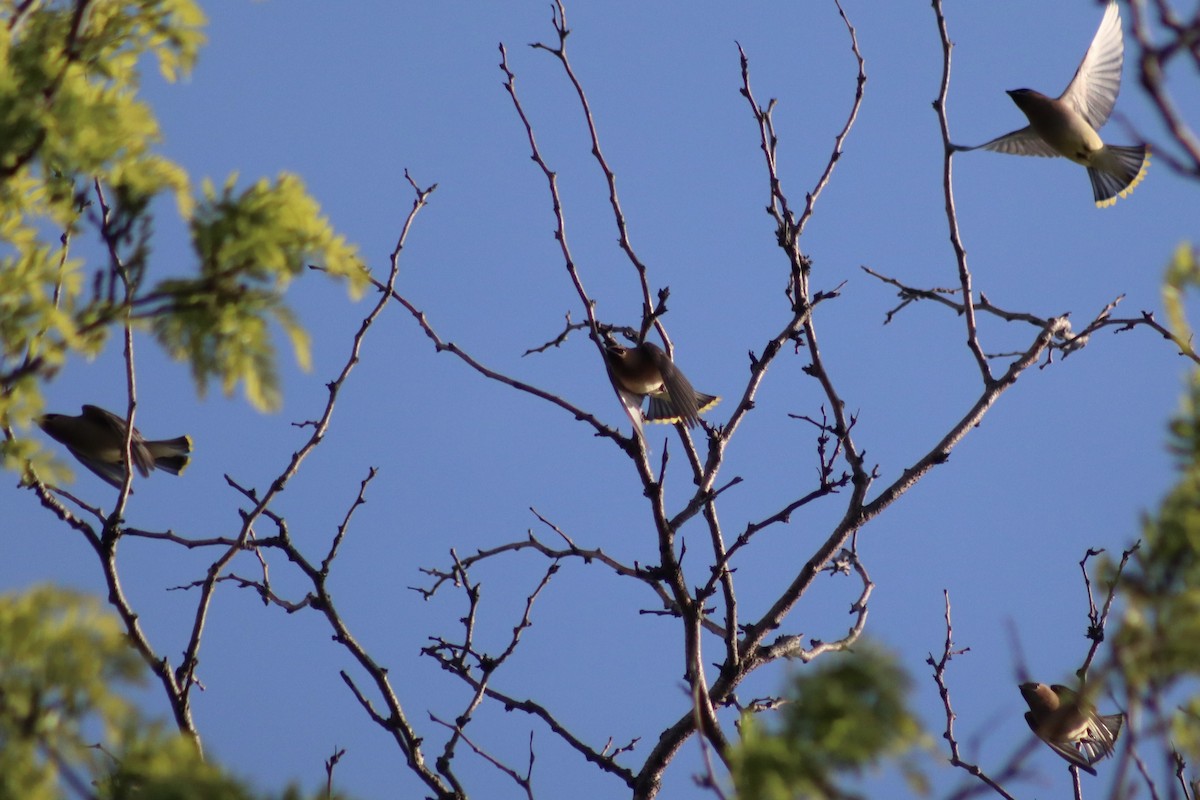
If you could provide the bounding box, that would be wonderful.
[927,591,1019,800]
[930,0,991,384]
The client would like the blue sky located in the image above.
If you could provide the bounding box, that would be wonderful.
[4,1,1198,797]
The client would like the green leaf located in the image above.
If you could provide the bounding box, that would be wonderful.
[729,643,926,800]
[147,173,361,410]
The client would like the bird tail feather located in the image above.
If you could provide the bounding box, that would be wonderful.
[1089,144,1149,207]
[695,393,721,414]
[148,435,193,475]
[646,393,721,427]
[646,396,685,425]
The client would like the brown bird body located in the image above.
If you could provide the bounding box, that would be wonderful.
[965,1,1149,207]
[39,405,192,489]
[604,342,719,433]
[1020,682,1124,775]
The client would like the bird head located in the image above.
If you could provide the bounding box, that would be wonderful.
[1005,88,1051,112]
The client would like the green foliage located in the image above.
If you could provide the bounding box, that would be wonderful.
[153,173,368,411]
[729,643,927,800]
[0,585,339,800]
[1105,241,1200,770]
[1,0,367,454]
[95,733,301,800]
[0,585,144,799]
[1111,243,1200,669]
[0,0,202,402]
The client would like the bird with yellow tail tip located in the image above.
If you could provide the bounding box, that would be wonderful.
[959,1,1149,207]
[604,341,719,436]
[39,404,193,490]
[1019,682,1124,775]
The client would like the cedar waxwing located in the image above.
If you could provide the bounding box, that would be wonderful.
[963,1,1149,207]
[1020,682,1124,775]
[604,341,719,433]
[39,405,192,489]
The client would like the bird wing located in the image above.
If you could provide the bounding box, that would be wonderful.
[81,404,130,436]
[1097,712,1125,745]
[1077,712,1125,763]
[653,355,702,428]
[614,387,645,439]
[80,404,154,476]
[68,449,128,490]
[975,126,1062,158]
[1044,737,1100,775]
[1024,711,1097,775]
[1058,1,1123,130]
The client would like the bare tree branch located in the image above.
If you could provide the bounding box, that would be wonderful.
[931,0,991,383]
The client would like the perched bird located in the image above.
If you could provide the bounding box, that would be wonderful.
[39,404,192,489]
[1020,682,1124,775]
[962,1,1149,207]
[604,341,719,434]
